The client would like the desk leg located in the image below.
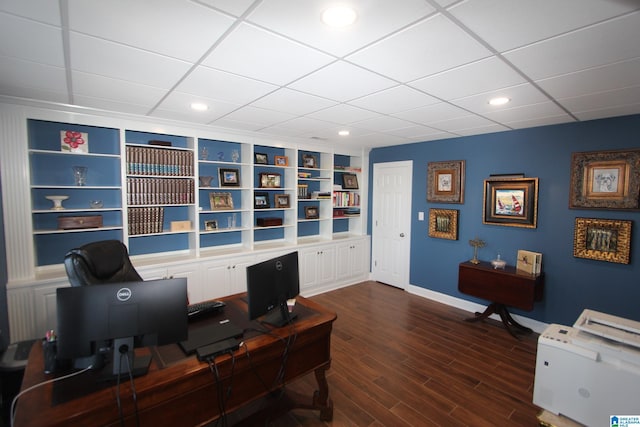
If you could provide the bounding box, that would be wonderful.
[312,364,333,421]
[465,303,533,339]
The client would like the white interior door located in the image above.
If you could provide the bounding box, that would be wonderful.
[371,161,412,289]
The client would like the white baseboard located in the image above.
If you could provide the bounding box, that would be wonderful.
[406,284,548,334]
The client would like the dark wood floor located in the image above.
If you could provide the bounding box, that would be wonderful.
[272,281,542,426]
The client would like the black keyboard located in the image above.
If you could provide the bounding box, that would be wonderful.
[187,300,225,320]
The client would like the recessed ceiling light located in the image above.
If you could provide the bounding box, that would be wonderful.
[322,6,357,28]
[488,97,510,106]
[190,102,208,111]
[338,130,350,136]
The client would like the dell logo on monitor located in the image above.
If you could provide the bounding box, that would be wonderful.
[117,288,132,302]
[275,261,283,271]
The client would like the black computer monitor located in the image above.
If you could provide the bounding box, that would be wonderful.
[56,278,188,379]
[246,251,300,327]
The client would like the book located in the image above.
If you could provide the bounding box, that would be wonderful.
[517,250,542,275]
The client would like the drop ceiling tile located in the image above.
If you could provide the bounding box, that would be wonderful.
[70,33,192,89]
[454,123,510,137]
[559,86,640,115]
[451,83,550,114]
[193,0,256,17]
[72,71,168,109]
[157,91,242,121]
[250,88,337,115]
[348,85,439,114]
[428,114,500,133]
[573,103,640,122]
[0,0,61,25]
[74,95,152,117]
[175,65,277,104]
[346,133,411,148]
[206,116,267,132]
[69,0,235,62]
[536,58,640,100]
[347,14,491,83]
[289,61,396,102]
[0,57,67,95]
[267,116,336,133]
[0,13,64,66]
[409,56,526,100]
[383,124,445,139]
[504,12,640,81]
[247,0,435,57]
[217,105,295,127]
[202,23,334,86]
[351,115,419,132]
[392,102,469,126]
[484,101,572,125]
[449,0,640,52]
[305,104,381,125]
[505,115,575,131]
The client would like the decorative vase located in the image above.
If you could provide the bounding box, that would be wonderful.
[199,176,213,187]
[72,166,88,186]
[46,195,69,210]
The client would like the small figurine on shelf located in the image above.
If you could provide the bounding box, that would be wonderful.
[231,150,240,163]
[199,146,208,160]
[468,236,486,264]
[217,151,224,161]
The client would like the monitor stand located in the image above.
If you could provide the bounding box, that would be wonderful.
[99,337,151,381]
[261,302,297,328]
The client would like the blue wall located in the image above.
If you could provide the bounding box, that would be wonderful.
[369,114,640,326]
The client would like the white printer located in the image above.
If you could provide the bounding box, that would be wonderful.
[533,309,640,426]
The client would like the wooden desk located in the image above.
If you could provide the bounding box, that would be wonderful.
[458,261,544,338]
[13,294,336,426]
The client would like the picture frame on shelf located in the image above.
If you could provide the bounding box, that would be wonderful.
[219,168,240,187]
[204,220,218,231]
[209,192,234,210]
[569,149,640,210]
[254,192,270,209]
[274,194,290,208]
[259,172,281,188]
[342,173,359,190]
[254,152,268,164]
[428,208,459,240]
[304,206,319,219]
[427,160,465,203]
[302,154,318,169]
[274,155,289,167]
[483,177,538,228]
[573,217,632,264]
[60,130,88,153]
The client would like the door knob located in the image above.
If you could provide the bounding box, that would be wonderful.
[400,233,405,237]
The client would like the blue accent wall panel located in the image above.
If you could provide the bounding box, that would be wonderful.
[369,114,640,326]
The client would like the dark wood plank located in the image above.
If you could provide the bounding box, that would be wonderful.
[277,281,541,426]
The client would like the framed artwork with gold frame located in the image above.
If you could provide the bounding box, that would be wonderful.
[569,149,640,210]
[573,217,632,264]
[428,208,459,240]
[483,177,538,228]
[427,160,465,204]
[209,192,233,210]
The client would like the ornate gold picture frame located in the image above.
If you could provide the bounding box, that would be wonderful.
[569,149,640,210]
[573,217,632,264]
[428,208,459,240]
[427,160,465,204]
[483,177,538,228]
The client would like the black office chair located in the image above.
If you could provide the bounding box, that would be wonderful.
[64,240,142,287]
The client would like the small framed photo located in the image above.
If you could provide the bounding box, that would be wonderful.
[573,217,632,264]
[204,220,218,231]
[428,209,459,240]
[254,192,270,209]
[302,154,318,169]
[254,152,268,164]
[483,177,538,228]
[427,160,465,204]
[274,194,290,208]
[219,168,240,187]
[274,155,289,167]
[570,149,640,210]
[209,192,234,210]
[342,173,359,190]
[259,173,281,188]
[304,206,319,219]
[60,130,89,153]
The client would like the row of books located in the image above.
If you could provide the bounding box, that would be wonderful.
[126,177,194,205]
[333,191,360,207]
[334,166,362,172]
[128,207,164,235]
[126,146,194,176]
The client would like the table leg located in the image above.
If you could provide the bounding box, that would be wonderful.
[465,303,533,339]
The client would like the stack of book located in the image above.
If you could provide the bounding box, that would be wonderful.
[312,191,332,199]
[126,177,194,205]
[128,207,164,235]
[126,146,193,176]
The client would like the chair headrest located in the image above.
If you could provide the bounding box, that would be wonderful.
[67,240,129,279]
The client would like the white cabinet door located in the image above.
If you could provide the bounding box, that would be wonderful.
[201,254,256,300]
[138,263,202,303]
[336,238,369,281]
[299,244,336,290]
